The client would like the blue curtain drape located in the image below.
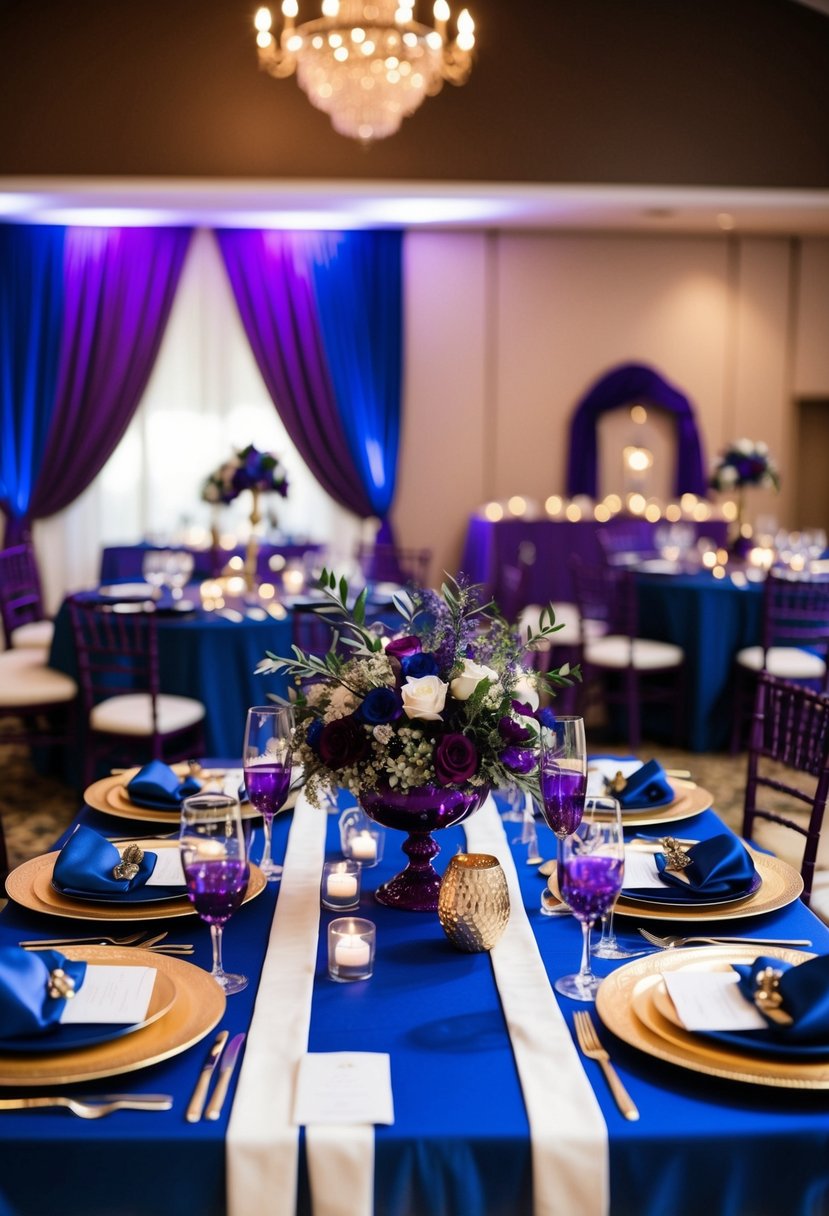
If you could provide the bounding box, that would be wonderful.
[0,224,67,543]
[218,228,403,528]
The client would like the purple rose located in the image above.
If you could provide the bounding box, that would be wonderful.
[386,635,422,661]
[318,715,370,770]
[499,715,531,744]
[434,733,479,786]
[357,687,403,726]
[401,651,439,679]
[511,699,536,717]
[501,745,537,775]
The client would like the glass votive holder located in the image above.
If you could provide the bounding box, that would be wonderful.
[327,917,376,983]
[339,808,384,868]
[321,860,361,911]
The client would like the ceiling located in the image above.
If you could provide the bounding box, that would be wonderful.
[2,177,829,236]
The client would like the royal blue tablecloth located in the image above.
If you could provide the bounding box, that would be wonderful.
[2,785,829,1216]
[99,542,323,584]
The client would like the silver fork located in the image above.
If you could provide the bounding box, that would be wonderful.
[638,929,813,950]
[0,1094,173,1118]
[18,930,155,948]
[572,1011,639,1121]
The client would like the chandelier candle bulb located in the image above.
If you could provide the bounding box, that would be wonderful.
[328,918,376,982]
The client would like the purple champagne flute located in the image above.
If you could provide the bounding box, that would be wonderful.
[555,801,625,1001]
[180,792,250,995]
[243,705,295,882]
[538,716,587,839]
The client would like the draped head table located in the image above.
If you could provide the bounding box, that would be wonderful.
[99,541,323,584]
[2,778,829,1216]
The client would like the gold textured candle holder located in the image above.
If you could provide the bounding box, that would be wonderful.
[438,853,510,953]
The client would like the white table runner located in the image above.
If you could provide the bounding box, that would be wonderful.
[464,797,609,1216]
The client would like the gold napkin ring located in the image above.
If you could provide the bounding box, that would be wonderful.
[753,966,794,1026]
[660,837,692,871]
[47,968,76,1000]
[113,842,144,881]
[604,770,628,795]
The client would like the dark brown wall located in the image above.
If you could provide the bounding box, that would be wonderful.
[1,0,828,186]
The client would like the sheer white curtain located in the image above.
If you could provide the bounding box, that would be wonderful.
[35,229,362,612]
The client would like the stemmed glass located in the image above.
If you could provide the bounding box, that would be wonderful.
[555,800,625,1002]
[538,716,587,840]
[243,704,295,882]
[586,796,639,959]
[180,792,250,995]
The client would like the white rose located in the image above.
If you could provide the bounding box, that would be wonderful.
[512,673,540,711]
[401,674,448,721]
[450,659,498,702]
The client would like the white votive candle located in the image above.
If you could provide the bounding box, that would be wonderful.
[334,933,371,968]
[350,831,377,861]
[327,872,358,900]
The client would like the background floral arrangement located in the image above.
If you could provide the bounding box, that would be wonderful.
[201,443,289,505]
[709,439,780,492]
[257,574,578,805]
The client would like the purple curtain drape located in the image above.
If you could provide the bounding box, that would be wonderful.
[216,229,375,519]
[565,362,708,498]
[28,226,192,523]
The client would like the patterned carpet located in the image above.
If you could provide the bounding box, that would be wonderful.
[0,737,749,876]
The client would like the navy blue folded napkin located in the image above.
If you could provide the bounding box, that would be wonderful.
[0,947,87,1040]
[53,825,157,897]
[734,954,829,1043]
[617,759,674,810]
[624,834,759,903]
[126,760,201,810]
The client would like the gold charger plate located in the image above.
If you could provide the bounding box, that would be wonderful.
[5,852,266,922]
[0,946,225,1087]
[595,944,829,1088]
[599,783,713,828]
[613,849,803,922]
[83,765,259,825]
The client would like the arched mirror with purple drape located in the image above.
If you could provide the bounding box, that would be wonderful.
[565,363,708,500]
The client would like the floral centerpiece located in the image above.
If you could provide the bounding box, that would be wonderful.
[202,444,289,588]
[256,573,578,910]
[709,439,780,493]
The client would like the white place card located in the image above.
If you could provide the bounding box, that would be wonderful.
[622,848,671,890]
[663,971,767,1031]
[143,847,186,887]
[60,965,157,1025]
[586,758,642,796]
[293,1052,394,1126]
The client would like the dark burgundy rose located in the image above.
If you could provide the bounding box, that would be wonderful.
[318,715,371,769]
[386,635,422,661]
[499,714,531,744]
[434,733,479,785]
[501,745,537,774]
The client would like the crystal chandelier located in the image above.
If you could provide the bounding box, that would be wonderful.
[254,1,476,144]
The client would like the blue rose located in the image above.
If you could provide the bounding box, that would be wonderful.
[357,687,403,726]
[305,718,323,752]
[401,651,439,679]
[535,708,557,729]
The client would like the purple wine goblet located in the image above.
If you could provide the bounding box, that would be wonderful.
[555,801,624,1001]
[180,792,250,995]
[243,704,295,882]
[538,716,587,839]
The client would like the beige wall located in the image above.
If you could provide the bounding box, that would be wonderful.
[395,231,829,583]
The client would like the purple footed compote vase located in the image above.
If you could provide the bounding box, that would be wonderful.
[358,784,490,912]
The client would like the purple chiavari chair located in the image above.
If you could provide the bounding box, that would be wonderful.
[741,672,829,908]
[68,597,206,787]
[569,556,685,750]
[0,542,54,652]
[729,570,829,751]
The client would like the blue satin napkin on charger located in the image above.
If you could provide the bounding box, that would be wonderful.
[0,947,87,1039]
[624,834,759,903]
[617,759,674,810]
[126,759,201,810]
[733,954,829,1044]
[53,825,158,897]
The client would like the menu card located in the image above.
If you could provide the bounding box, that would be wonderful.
[663,972,767,1031]
[293,1052,395,1126]
[60,965,157,1025]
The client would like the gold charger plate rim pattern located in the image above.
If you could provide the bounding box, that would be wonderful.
[595,783,713,827]
[5,852,266,922]
[595,944,829,1088]
[0,946,225,1086]
[613,849,803,922]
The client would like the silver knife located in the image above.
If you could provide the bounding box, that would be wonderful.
[204,1033,246,1121]
[186,1029,228,1123]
